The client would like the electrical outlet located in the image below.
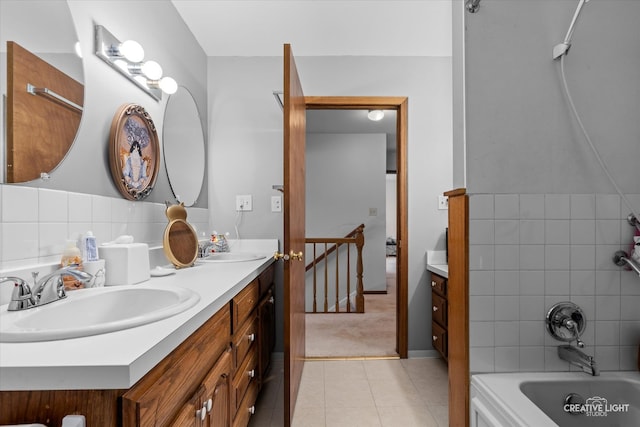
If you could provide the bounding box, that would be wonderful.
[271,195,282,212]
[236,195,253,211]
[438,195,449,210]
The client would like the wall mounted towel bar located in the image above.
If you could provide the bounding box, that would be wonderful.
[27,83,83,113]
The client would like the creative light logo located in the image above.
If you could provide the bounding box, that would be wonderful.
[564,396,630,417]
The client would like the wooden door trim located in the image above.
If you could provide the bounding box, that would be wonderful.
[305,96,408,358]
[444,188,469,427]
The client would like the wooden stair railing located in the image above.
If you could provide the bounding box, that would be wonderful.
[305,225,365,313]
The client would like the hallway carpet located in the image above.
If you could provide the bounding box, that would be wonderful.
[305,257,397,358]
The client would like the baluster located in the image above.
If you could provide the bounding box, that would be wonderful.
[324,242,328,313]
[312,243,317,313]
[335,244,339,312]
[355,226,365,313]
[346,242,351,313]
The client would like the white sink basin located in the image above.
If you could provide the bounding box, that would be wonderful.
[0,285,199,342]
[199,253,266,263]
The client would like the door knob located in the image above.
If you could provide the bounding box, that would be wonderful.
[273,251,289,261]
[289,250,303,261]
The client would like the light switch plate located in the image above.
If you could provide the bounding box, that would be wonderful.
[438,195,449,210]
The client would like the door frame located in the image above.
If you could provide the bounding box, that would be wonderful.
[304,96,408,357]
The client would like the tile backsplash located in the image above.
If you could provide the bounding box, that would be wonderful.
[468,193,640,373]
[0,185,209,272]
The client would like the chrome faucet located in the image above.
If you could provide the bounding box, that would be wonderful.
[3,267,93,311]
[558,344,600,376]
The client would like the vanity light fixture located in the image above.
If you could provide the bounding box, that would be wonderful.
[367,110,385,121]
[94,25,177,100]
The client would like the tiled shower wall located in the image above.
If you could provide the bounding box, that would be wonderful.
[0,185,209,271]
[468,193,640,373]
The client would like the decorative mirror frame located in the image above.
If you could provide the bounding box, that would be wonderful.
[108,104,159,200]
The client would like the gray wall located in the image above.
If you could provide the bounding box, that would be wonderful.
[208,55,453,354]
[2,0,208,208]
[461,0,640,372]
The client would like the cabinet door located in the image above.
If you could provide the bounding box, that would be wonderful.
[169,386,205,427]
[258,286,276,381]
[202,349,232,427]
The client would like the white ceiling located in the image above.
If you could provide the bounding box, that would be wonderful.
[171,0,452,57]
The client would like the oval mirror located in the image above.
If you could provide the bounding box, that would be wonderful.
[0,0,84,183]
[163,86,205,207]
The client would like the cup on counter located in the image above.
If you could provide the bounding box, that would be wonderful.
[83,259,106,288]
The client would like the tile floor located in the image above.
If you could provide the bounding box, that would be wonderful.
[249,356,449,427]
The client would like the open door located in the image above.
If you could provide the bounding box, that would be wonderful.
[282,44,306,426]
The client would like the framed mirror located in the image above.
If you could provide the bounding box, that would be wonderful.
[163,86,205,206]
[0,0,84,183]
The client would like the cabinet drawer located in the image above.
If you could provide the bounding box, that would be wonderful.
[432,321,447,359]
[232,350,258,415]
[431,291,447,327]
[430,273,447,296]
[232,378,259,427]
[258,264,275,297]
[233,315,258,370]
[232,279,259,334]
[123,305,230,427]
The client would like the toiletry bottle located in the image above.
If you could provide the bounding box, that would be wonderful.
[61,239,83,290]
[82,231,99,262]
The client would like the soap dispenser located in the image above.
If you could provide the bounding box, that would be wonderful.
[61,239,84,290]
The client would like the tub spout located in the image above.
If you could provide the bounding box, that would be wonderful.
[558,344,599,376]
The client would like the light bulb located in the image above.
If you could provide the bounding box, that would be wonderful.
[367,110,385,121]
[119,40,144,62]
[141,61,163,80]
[159,76,178,94]
[133,75,148,86]
[74,41,82,58]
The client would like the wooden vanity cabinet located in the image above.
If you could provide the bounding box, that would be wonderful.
[122,304,231,427]
[169,349,232,427]
[430,272,448,361]
[0,263,276,427]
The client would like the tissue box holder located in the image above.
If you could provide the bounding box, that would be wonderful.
[100,243,150,286]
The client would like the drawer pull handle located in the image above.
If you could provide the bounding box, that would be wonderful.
[248,369,256,378]
[248,333,256,342]
[431,281,437,287]
[197,404,207,421]
[206,398,213,412]
[269,296,275,304]
[432,335,438,341]
[249,405,256,415]
[432,306,438,312]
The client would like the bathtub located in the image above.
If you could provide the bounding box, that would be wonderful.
[470,371,640,427]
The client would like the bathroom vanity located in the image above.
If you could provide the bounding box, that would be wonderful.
[0,240,277,427]
[426,251,448,361]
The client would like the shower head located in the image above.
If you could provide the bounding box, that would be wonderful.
[553,0,591,60]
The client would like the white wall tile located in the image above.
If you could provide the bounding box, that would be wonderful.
[520,220,544,245]
[520,194,545,219]
[520,346,545,371]
[1,223,38,261]
[570,220,595,245]
[571,194,595,219]
[570,270,596,296]
[544,346,571,372]
[519,321,544,346]
[595,295,621,321]
[620,296,640,320]
[596,194,621,219]
[545,245,570,270]
[494,194,519,219]
[595,220,621,245]
[520,245,544,270]
[570,245,595,270]
[39,189,68,223]
[92,195,112,223]
[470,270,495,295]
[469,220,494,244]
[595,270,620,295]
[469,244,494,270]
[519,271,544,295]
[495,245,519,271]
[495,270,519,295]
[494,296,519,321]
[594,321,620,346]
[520,296,544,320]
[545,220,570,244]
[2,186,38,222]
[495,220,519,244]
[469,296,495,321]
[545,271,570,295]
[594,346,620,371]
[494,321,519,346]
[494,347,519,372]
[619,321,640,345]
[469,194,494,220]
[68,193,92,223]
[39,223,70,258]
[470,347,494,373]
[470,321,495,347]
[545,195,570,219]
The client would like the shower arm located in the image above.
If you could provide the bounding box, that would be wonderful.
[613,251,640,277]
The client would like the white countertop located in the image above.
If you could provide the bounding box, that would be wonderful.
[425,250,448,278]
[0,239,277,391]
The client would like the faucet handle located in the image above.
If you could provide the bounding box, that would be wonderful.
[3,277,36,311]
